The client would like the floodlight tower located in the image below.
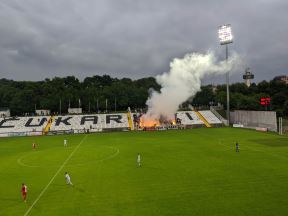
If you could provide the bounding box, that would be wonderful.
[218,24,233,126]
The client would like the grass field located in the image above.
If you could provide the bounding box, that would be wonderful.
[0,128,288,216]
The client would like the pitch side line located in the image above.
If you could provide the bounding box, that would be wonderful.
[24,135,87,216]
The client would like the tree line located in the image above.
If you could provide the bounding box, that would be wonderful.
[0,75,161,115]
[0,75,287,116]
[193,79,288,116]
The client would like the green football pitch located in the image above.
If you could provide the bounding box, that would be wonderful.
[0,128,288,216]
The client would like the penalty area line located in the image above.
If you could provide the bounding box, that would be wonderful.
[24,135,87,216]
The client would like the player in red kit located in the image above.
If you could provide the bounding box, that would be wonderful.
[21,183,27,202]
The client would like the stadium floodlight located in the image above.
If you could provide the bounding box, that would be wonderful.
[218,24,233,45]
[218,24,233,126]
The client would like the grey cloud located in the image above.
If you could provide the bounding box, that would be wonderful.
[0,0,287,82]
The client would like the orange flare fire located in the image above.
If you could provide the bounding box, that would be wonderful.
[139,116,176,128]
[139,118,160,128]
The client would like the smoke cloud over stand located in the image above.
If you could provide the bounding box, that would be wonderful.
[143,51,240,122]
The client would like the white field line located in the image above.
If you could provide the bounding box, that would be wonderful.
[97,146,119,163]
[24,135,87,216]
[17,153,40,168]
[69,146,119,166]
[71,146,119,166]
[18,146,119,168]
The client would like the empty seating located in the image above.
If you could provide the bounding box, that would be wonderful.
[0,111,222,136]
[176,111,204,125]
[0,117,48,134]
[199,111,222,124]
[49,114,129,131]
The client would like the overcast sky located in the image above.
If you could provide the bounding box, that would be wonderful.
[0,0,287,84]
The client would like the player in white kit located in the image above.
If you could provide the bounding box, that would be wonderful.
[137,153,141,167]
[65,172,73,185]
[64,139,67,147]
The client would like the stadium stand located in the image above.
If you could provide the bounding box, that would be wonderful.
[199,110,222,124]
[0,117,48,133]
[210,106,228,126]
[0,111,222,137]
[44,116,54,134]
[194,111,212,127]
[49,114,129,132]
[176,111,205,125]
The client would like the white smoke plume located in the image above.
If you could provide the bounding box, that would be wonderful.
[143,51,240,122]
